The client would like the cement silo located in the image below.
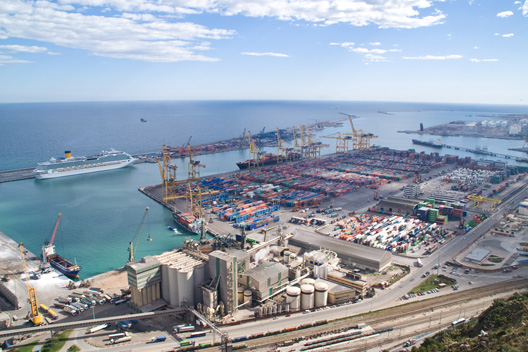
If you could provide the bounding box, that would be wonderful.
[160,264,170,302]
[314,282,328,307]
[244,290,252,305]
[300,284,315,310]
[302,278,316,286]
[177,267,194,307]
[237,287,244,303]
[286,286,301,311]
[168,266,180,306]
[194,262,206,288]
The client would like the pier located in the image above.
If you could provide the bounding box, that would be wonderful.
[442,144,528,163]
[0,168,35,183]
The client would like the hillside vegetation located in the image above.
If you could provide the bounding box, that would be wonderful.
[408,291,528,351]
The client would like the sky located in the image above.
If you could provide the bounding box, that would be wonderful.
[0,0,527,104]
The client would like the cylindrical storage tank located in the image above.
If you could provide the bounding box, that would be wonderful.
[272,305,277,314]
[286,286,301,311]
[168,266,179,306]
[243,290,252,305]
[238,287,244,303]
[300,284,314,310]
[194,263,205,289]
[285,304,290,312]
[314,282,328,307]
[255,307,261,318]
[295,268,301,278]
[302,278,316,286]
[160,264,170,303]
[177,268,194,307]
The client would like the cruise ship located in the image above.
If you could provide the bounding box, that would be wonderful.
[34,149,135,179]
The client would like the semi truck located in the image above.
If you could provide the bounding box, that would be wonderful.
[149,336,166,343]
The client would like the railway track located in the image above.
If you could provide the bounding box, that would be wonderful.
[239,278,528,351]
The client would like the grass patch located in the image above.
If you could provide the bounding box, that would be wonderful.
[11,340,40,352]
[479,263,495,266]
[42,329,73,352]
[409,274,457,294]
[520,242,528,246]
[488,257,504,263]
[67,345,81,352]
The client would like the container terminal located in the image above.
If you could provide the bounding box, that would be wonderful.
[3,120,528,351]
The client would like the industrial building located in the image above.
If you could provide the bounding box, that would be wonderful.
[289,230,392,272]
[239,261,289,300]
[378,197,421,215]
[126,256,162,309]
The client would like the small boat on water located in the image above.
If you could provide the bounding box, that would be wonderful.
[140,118,147,122]
[42,214,81,278]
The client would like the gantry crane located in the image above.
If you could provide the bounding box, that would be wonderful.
[277,128,298,163]
[247,131,264,168]
[19,242,44,325]
[128,207,150,263]
[157,144,178,203]
[322,132,353,153]
[340,113,378,150]
[305,124,329,159]
[298,125,311,159]
[467,195,501,210]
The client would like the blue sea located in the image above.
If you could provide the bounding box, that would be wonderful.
[1,100,528,278]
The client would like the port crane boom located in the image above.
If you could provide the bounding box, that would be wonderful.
[19,242,44,325]
[128,207,150,263]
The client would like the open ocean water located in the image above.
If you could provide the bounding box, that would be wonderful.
[1,100,528,278]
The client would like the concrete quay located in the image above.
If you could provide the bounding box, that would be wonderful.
[0,168,35,183]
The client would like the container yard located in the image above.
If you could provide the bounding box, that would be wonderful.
[4,129,528,352]
[327,214,451,254]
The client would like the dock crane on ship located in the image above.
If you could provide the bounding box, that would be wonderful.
[19,242,44,325]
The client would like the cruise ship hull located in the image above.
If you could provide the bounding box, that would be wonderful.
[34,150,135,179]
[34,158,135,179]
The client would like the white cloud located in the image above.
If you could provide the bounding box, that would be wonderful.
[522,1,528,15]
[220,0,446,28]
[403,55,463,60]
[470,58,498,62]
[473,46,479,49]
[369,42,381,46]
[241,52,289,57]
[332,42,400,62]
[60,0,447,28]
[494,32,515,37]
[0,45,48,53]
[0,0,448,64]
[497,11,514,18]
[0,54,32,65]
[0,0,235,63]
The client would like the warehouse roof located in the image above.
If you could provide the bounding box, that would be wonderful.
[378,197,419,214]
[290,229,391,271]
[243,261,288,278]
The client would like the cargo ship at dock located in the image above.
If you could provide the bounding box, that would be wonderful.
[42,214,81,278]
[236,153,298,170]
[172,211,204,235]
[412,139,443,149]
[33,149,135,179]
